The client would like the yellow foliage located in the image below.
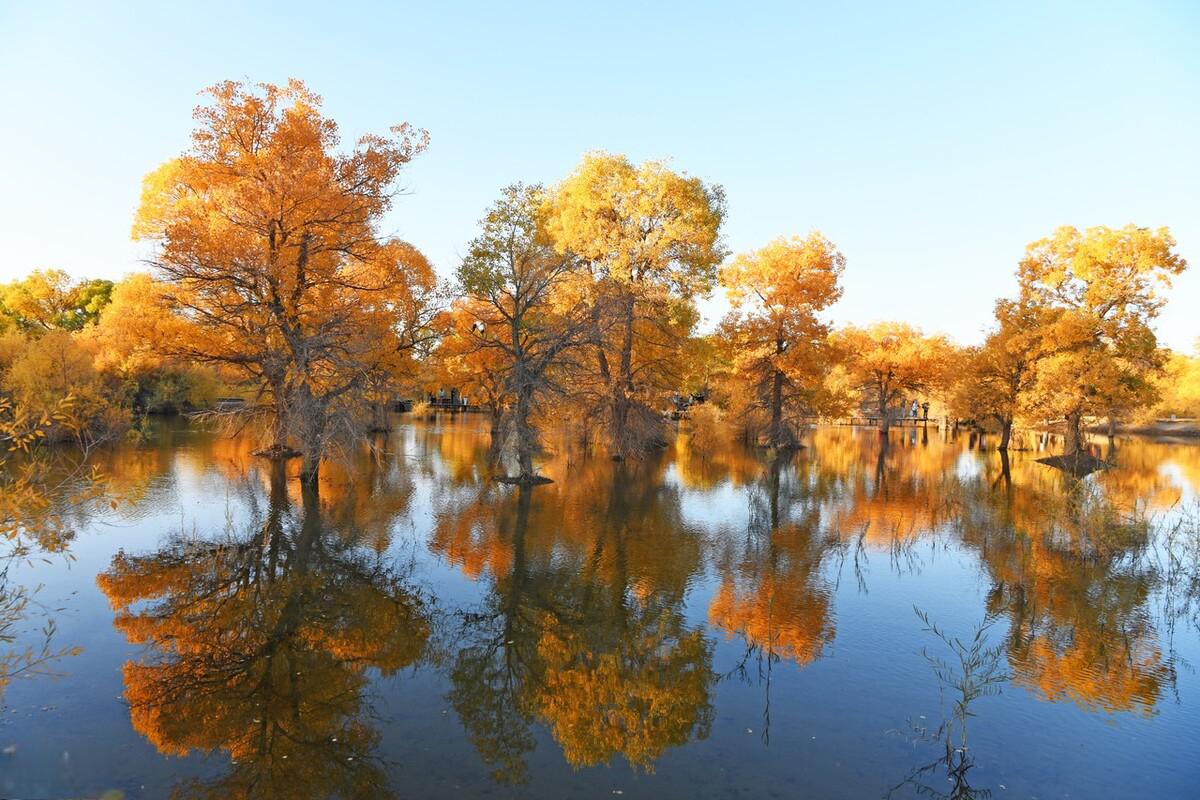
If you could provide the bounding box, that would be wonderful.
[718,233,844,446]
[834,322,955,428]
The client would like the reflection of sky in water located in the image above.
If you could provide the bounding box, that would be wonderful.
[1,418,1198,800]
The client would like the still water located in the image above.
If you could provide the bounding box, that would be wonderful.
[3,417,1199,799]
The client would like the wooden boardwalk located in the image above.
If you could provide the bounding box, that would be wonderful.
[799,416,941,427]
[393,398,485,413]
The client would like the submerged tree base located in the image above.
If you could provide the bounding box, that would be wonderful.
[253,444,302,460]
[495,475,554,485]
[758,441,807,451]
[1037,451,1112,477]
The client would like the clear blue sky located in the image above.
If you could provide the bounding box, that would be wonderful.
[2,1,1197,349]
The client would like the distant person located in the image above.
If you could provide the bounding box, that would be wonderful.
[910,400,919,419]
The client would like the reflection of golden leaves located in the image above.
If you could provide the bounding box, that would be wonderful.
[708,572,833,666]
[535,617,712,771]
[1012,635,1167,716]
[97,490,429,799]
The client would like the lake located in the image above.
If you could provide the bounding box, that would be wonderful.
[3,416,1199,799]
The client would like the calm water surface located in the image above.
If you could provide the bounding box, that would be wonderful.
[3,417,1200,799]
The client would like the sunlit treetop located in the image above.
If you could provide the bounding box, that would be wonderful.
[543,151,727,296]
[1017,224,1186,323]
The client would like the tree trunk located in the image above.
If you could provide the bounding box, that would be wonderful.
[298,389,324,487]
[489,405,502,443]
[610,292,637,460]
[369,400,389,432]
[1063,409,1084,454]
[768,367,786,448]
[1106,414,1117,438]
[767,454,784,529]
[271,406,288,452]
[515,385,536,481]
[998,417,1013,451]
[878,386,891,435]
[299,447,321,487]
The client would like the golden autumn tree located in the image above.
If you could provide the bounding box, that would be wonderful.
[1017,225,1186,453]
[4,329,125,440]
[355,239,443,431]
[81,273,222,413]
[544,152,726,459]
[457,183,591,482]
[431,301,512,435]
[834,322,953,434]
[1153,343,1200,418]
[132,79,430,484]
[951,298,1049,450]
[0,268,112,333]
[719,233,844,448]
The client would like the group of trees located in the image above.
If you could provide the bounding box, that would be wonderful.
[3,78,1194,488]
[953,225,1188,453]
[0,268,224,443]
[132,79,440,484]
[442,153,727,480]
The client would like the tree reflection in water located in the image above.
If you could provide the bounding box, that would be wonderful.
[960,453,1175,715]
[97,462,430,799]
[708,451,840,743]
[67,422,1200,794]
[438,457,714,783]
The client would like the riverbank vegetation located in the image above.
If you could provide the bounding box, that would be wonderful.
[2,78,1195,488]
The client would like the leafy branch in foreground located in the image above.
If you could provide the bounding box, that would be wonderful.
[0,394,103,702]
[887,608,1009,800]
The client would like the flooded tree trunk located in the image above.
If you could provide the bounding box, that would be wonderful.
[514,384,537,482]
[768,367,786,448]
[297,387,324,488]
[766,323,794,449]
[262,373,292,457]
[877,385,891,436]
[299,448,321,487]
[270,407,288,454]
[998,417,1013,451]
[610,292,637,461]
[369,400,390,433]
[489,403,502,443]
[1064,409,1084,454]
